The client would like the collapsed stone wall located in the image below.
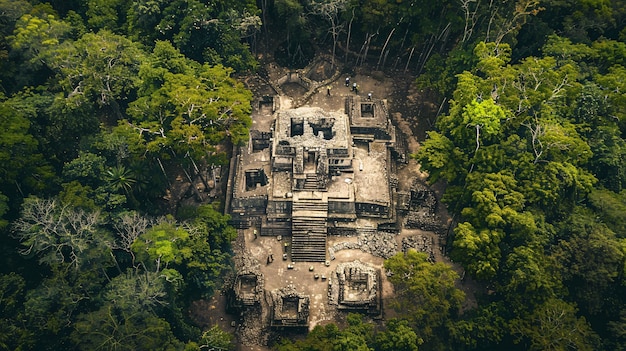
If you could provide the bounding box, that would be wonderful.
[402,235,436,262]
[270,285,310,327]
[328,228,398,260]
[404,179,445,233]
[330,260,381,316]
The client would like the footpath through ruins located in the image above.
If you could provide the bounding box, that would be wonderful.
[200,56,457,350]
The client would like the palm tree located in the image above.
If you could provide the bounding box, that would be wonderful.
[105,165,136,194]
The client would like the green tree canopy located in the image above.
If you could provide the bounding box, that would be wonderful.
[384,251,465,344]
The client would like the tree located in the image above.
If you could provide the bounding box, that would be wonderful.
[274,313,372,351]
[126,0,258,71]
[104,270,170,312]
[0,273,32,350]
[452,222,503,281]
[448,302,509,350]
[105,165,137,195]
[333,313,373,351]
[499,245,562,311]
[13,197,113,271]
[9,10,71,67]
[44,30,146,119]
[586,126,626,192]
[455,99,507,153]
[131,221,192,272]
[124,42,252,193]
[375,319,421,351]
[384,251,465,343]
[62,151,106,188]
[552,208,626,318]
[197,325,235,351]
[310,0,348,68]
[273,0,310,67]
[511,298,598,351]
[451,171,535,281]
[194,203,237,249]
[414,131,467,183]
[72,305,185,351]
[587,189,626,236]
[0,98,53,221]
[85,0,129,33]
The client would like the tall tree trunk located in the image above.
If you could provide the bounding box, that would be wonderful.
[261,0,269,55]
[331,17,337,68]
[345,8,355,64]
[377,28,396,70]
[405,46,415,72]
[361,31,378,66]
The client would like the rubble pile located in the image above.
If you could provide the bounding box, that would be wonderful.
[404,208,444,233]
[358,230,398,259]
[237,306,268,346]
[409,179,437,212]
[328,241,361,260]
[404,179,444,233]
[402,235,436,262]
[328,229,398,260]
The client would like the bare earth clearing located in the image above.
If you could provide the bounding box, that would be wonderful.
[189,57,481,350]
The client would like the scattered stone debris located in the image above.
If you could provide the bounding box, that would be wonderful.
[402,235,436,262]
[229,271,264,309]
[236,305,269,346]
[358,229,398,259]
[403,179,445,233]
[328,228,398,260]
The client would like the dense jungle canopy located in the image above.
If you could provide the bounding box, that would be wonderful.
[0,0,625,350]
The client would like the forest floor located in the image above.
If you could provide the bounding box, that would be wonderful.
[188,55,481,350]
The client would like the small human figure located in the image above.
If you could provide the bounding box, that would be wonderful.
[253,229,257,239]
[352,82,357,91]
[326,85,331,96]
[354,84,359,95]
[345,77,350,87]
[267,256,271,264]
[367,92,372,101]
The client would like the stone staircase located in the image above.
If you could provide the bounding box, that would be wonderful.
[302,173,319,190]
[291,198,327,262]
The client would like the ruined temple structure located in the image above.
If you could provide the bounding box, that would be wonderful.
[330,260,381,316]
[270,285,310,329]
[219,59,448,345]
[227,251,264,312]
[228,94,407,263]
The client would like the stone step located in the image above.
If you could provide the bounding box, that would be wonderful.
[290,197,328,262]
[260,227,291,236]
[293,203,327,211]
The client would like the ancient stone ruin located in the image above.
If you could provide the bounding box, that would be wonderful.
[403,178,444,233]
[227,250,264,311]
[229,94,407,262]
[222,57,445,346]
[270,285,310,329]
[330,260,381,317]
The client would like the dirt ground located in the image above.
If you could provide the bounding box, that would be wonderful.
[189,57,479,350]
